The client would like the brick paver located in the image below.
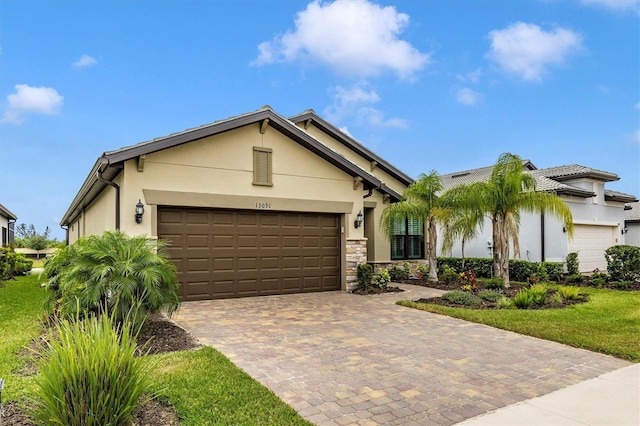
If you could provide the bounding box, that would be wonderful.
[173,284,630,426]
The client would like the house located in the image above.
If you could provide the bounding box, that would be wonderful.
[0,203,17,247]
[60,106,418,300]
[624,201,640,247]
[439,161,638,273]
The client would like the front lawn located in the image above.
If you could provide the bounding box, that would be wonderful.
[0,275,311,425]
[399,287,640,361]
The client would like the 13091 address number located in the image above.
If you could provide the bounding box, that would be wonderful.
[256,202,271,209]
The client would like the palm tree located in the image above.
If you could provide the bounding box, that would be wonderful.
[380,171,447,282]
[44,231,180,325]
[439,205,484,269]
[445,153,573,286]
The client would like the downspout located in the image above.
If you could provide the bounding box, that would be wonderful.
[540,213,545,262]
[363,187,374,198]
[95,157,121,231]
[60,225,69,245]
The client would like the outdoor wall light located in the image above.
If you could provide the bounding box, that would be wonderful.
[354,210,363,228]
[562,227,567,233]
[135,199,145,224]
[621,228,628,235]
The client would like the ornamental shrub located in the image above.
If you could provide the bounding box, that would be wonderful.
[356,263,373,291]
[441,290,482,306]
[605,245,640,282]
[557,286,581,300]
[416,263,430,278]
[485,277,505,290]
[388,263,410,281]
[478,289,503,302]
[0,247,33,281]
[372,268,391,289]
[513,289,534,309]
[28,314,155,426]
[566,252,580,275]
[497,296,515,309]
[544,262,564,282]
[440,265,459,284]
[528,284,548,305]
[567,274,584,283]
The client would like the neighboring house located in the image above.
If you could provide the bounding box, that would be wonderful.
[438,162,638,273]
[60,106,417,300]
[0,203,17,247]
[624,201,640,247]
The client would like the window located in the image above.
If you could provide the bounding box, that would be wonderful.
[1,227,6,247]
[391,218,424,260]
[253,147,273,186]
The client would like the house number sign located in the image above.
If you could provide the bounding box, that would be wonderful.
[255,202,272,209]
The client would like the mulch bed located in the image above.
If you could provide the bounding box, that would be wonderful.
[2,315,200,426]
[352,285,404,295]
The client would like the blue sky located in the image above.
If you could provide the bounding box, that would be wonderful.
[1,0,638,241]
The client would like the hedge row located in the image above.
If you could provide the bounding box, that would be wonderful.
[437,257,564,282]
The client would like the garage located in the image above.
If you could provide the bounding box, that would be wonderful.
[158,207,341,300]
[568,224,617,272]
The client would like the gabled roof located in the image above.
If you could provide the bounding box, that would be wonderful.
[289,109,414,187]
[533,164,619,182]
[606,190,638,204]
[61,106,404,226]
[625,201,640,222]
[0,203,17,221]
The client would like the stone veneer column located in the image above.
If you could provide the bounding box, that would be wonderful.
[345,237,367,292]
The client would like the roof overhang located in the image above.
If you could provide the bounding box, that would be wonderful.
[61,107,402,226]
[0,204,17,221]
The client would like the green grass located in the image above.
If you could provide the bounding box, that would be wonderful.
[0,275,311,425]
[0,274,46,400]
[151,348,312,425]
[398,287,640,361]
[30,259,45,269]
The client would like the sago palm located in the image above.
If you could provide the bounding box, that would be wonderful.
[380,171,447,282]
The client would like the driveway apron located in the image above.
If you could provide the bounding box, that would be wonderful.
[172,284,630,426]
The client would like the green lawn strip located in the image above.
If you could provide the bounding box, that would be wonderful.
[150,347,313,426]
[0,274,46,400]
[398,287,640,362]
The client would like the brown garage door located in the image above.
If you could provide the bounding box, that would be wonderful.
[158,207,341,300]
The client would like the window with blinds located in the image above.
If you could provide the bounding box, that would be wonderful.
[391,217,424,260]
[253,146,273,186]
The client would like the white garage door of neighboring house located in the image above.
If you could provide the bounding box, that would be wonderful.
[568,225,617,272]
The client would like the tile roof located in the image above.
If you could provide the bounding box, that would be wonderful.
[624,201,640,221]
[532,164,619,182]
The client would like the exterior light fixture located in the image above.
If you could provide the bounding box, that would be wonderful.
[354,210,363,228]
[135,199,145,224]
[622,228,628,235]
[562,227,567,233]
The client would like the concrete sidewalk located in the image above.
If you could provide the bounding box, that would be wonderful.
[457,363,640,425]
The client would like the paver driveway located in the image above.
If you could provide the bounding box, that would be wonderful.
[173,284,630,426]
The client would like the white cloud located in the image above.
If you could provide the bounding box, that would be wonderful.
[323,83,408,128]
[579,0,639,11]
[457,68,483,83]
[73,54,97,68]
[253,0,429,79]
[487,22,583,81]
[1,84,63,124]
[634,129,640,144]
[456,88,483,105]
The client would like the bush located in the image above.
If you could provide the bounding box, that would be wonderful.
[356,263,373,291]
[416,263,430,278]
[440,265,459,284]
[372,268,391,289]
[510,260,540,282]
[566,252,580,275]
[528,284,548,305]
[589,276,606,288]
[557,286,581,300]
[497,296,515,309]
[478,289,503,302]
[485,278,505,290]
[441,290,482,306]
[0,247,33,281]
[42,231,179,327]
[544,262,564,282]
[567,274,584,283]
[388,263,410,281]
[612,280,633,290]
[513,289,534,309]
[28,314,155,426]
[605,245,640,282]
[550,292,563,305]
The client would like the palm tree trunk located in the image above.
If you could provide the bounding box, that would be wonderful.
[499,214,510,287]
[427,217,438,282]
[461,237,466,270]
[492,217,500,279]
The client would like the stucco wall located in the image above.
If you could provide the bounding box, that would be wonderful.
[624,223,640,247]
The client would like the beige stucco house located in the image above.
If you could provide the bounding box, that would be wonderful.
[61,106,419,300]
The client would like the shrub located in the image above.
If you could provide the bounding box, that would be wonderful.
[612,280,633,290]
[440,265,459,284]
[513,289,534,309]
[589,276,606,288]
[372,268,391,289]
[528,284,548,305]
[510,260,540,282]
[42,231,180,327]
[543,262,564,282]
[356,263,373,291]
[497,296,515,309]
[550,292,563,305]
[460,284,473,292]
[416,263,430,279]
[388,263,410,281]
[485,278,505,290]
[0,247,33,281]
[605,245,640,282]
[478,289,503,302]
[441,290,482,306]
[566,252,580,275]
[460,271,478,290]
[567,274,584,283]
[557,286,580,300]
[28,314,155,426]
